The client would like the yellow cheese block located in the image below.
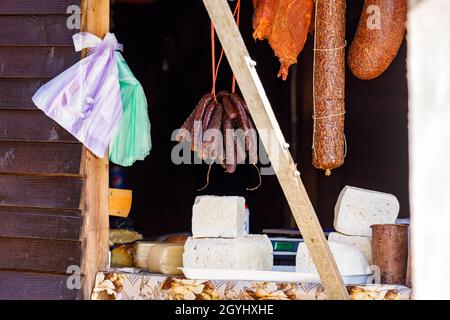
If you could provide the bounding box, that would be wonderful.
[109,188,132,217]
[109,229,143,247]
[111,244,134,267]
[134,242,184,275]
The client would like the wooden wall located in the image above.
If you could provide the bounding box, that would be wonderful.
[0,0,84,300]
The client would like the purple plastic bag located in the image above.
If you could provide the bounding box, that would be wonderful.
[32,32,124,157]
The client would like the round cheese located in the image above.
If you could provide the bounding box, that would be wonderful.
[296,241,370,276]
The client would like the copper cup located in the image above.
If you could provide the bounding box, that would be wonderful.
[371,224,409,285]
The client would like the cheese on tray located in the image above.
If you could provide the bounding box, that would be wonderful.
[183,235,273,271]
[328,232,373,264]
[109,229,143,246]
[134,242,184,275]
[192,195,246,238]
[334,186,400,236]
[296,241,370,275]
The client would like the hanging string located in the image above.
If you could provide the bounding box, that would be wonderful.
[210,0,241,99]
[197,162,214,191]
[204,0,242,191]
[246,164,262,191]
[231,0,241,93]
[211,23,217,101]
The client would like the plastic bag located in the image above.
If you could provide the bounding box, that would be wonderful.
[32,32,123,157]
[109,52,152,166]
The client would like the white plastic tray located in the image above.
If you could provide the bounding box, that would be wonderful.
[181,267,373,285]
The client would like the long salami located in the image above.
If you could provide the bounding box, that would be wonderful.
[312,0,346,176]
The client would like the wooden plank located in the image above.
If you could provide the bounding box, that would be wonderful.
[0,110,77,142]
[203,0,349,299]
[0,47,78,78]
[0,271,78,300]
[0,141,82,174]
[79,0,110,300]
[0,206,81,240]
[0,15,76,46]
[0,79,47,110]
[0,237,81,273]
[0,174,83,209]
[0,0,80,15]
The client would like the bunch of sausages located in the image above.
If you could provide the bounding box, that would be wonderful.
[177,91,258,173]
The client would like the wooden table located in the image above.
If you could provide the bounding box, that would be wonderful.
[91,270,412,300]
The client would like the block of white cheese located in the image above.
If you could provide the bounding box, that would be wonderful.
[296,241,370,275]
[334,186,400,236]
[192,195,246,238]
[183,235,273,271]
[328,232,373,264]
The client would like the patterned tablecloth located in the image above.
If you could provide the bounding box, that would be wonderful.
[90,269,412,300]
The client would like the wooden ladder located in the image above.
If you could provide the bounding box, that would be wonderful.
[203,0,349,300]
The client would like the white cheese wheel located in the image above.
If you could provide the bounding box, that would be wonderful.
[183,235,273,271]
[192,195,246,238]
[328,232,373,264]
[334,186,400,236]
[296,241,370,275]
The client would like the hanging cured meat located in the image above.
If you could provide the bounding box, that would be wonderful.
[312,0,346,175]
[348,0,407,80]
[252,0,314,80]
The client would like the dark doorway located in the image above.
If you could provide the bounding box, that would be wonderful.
[110,0,409,238]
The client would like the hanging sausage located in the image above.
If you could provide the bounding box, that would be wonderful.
[348,0,407,80]
[312,0,346,176]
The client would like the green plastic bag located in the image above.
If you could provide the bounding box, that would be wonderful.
[109,52,152,166]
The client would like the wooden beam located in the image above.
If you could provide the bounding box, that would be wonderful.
[79,0,110,300]
[203,0,349,300]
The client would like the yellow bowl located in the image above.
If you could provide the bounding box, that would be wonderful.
[109,188,132,217]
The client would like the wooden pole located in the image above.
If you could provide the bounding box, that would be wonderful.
[203,0,349,300]
[79,0,110,300]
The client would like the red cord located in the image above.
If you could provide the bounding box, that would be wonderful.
[211,23,217,101]
[231,0,241,93]
[210,0,241,98]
